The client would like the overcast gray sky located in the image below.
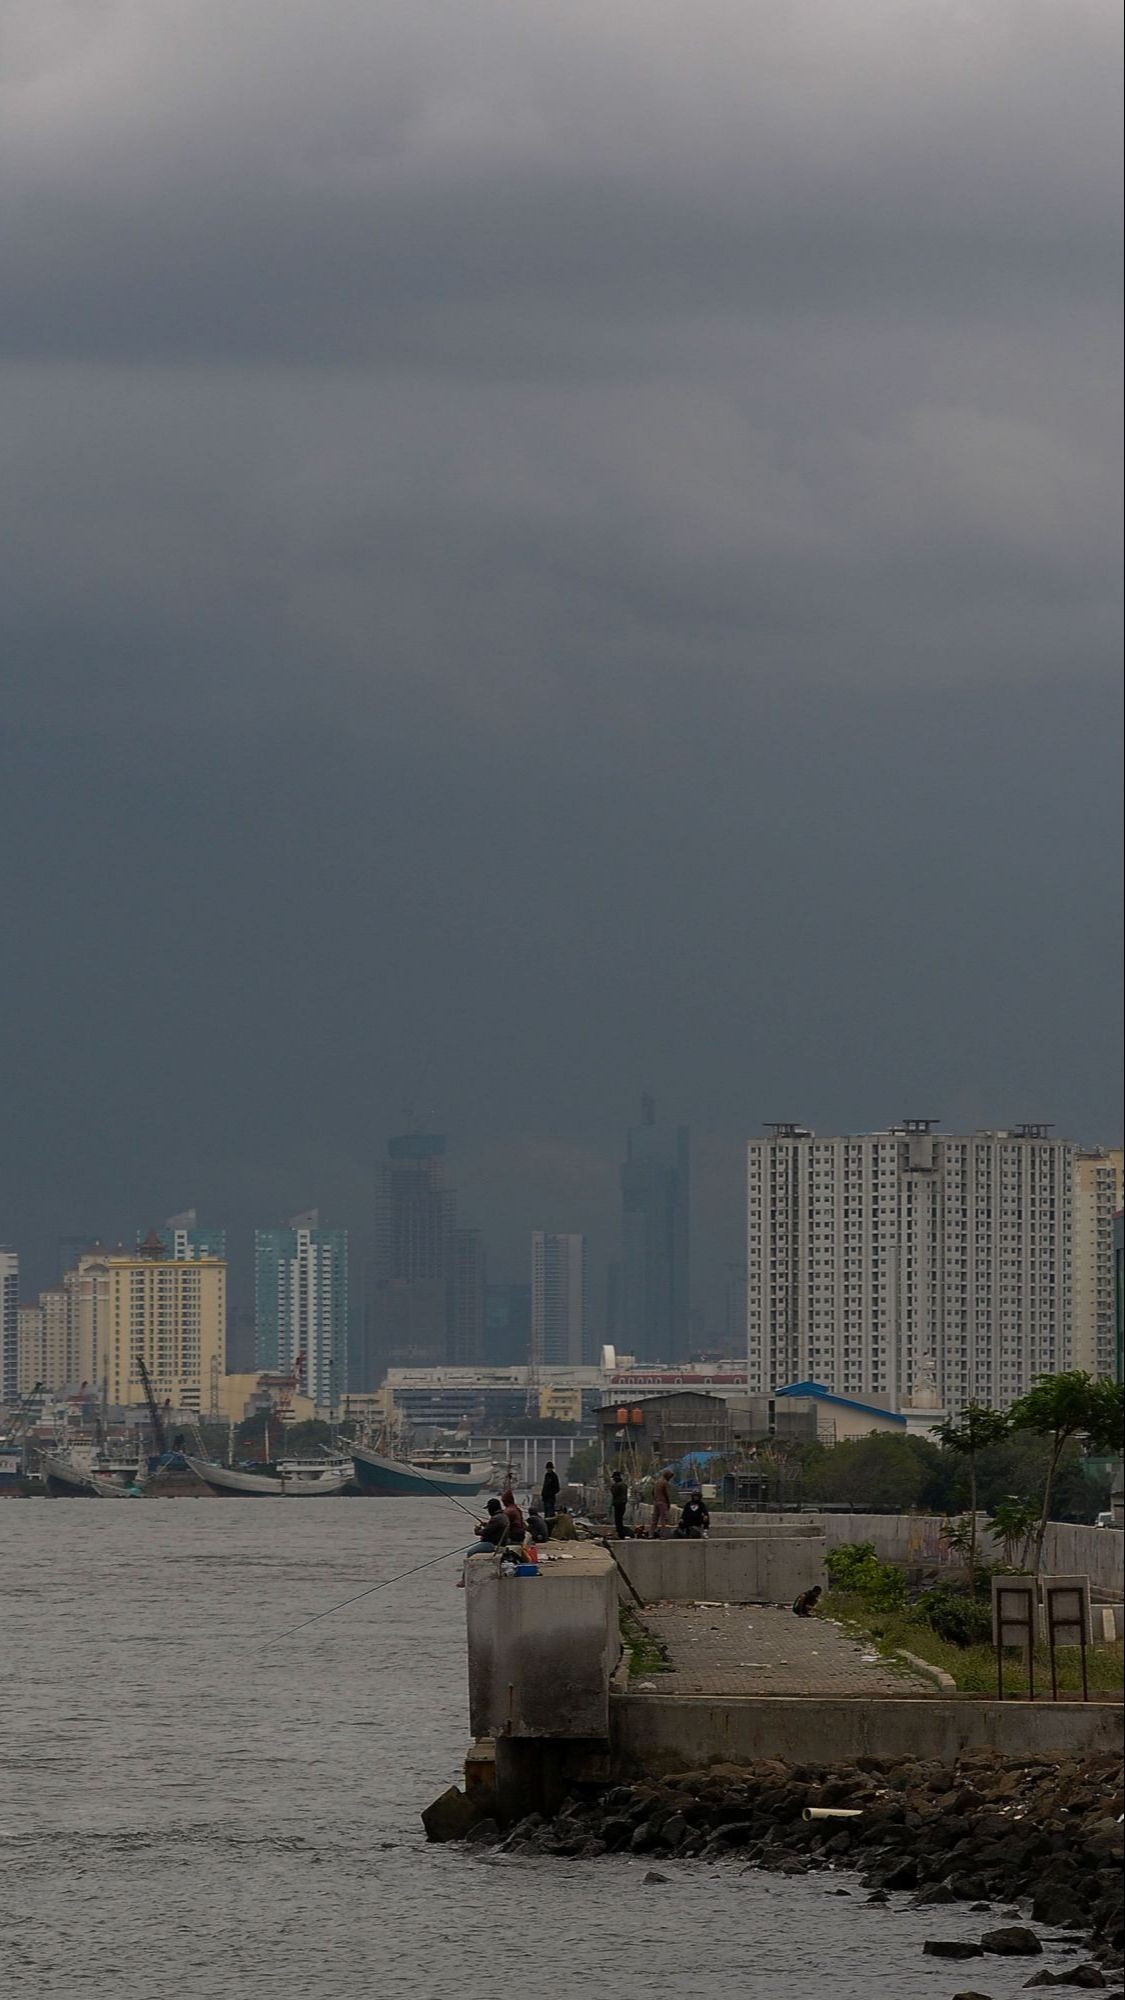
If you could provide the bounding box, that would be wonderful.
[2,0,1121,1318]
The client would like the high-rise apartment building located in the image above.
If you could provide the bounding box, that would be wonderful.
[158,1211,227,1262]
[1,1249,19,1402]
[531,1231,586,1367]
[747,1122,1077,1415]
[620,1098,691,1362]
[17,1289,69,1394]
[64,1250,111,1389]
[254,1213,347,1412]
[1072,1150,1124,1379]
[362,1135,456,1384]
[17,1304,42,1395]
[55,1236,226,1412]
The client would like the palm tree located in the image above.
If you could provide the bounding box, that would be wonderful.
[1007,1373,1125,1572]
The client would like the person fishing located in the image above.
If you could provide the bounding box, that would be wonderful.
[466,1496,508,1554]
[500,1487,526,1542]
[674,1489,710,1538]
[792,1585,822,1617]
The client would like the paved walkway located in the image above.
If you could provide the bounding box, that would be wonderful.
[635,1604,931,1696]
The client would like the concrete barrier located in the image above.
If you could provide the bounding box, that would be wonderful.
[1043,1521,1124,1597]
[611,1691,1125,1775]
[613,1534,825,1605]
[706,1513,1125,1597]
[464,1545,619,1741]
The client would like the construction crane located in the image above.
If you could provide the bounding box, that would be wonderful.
[134,1356,168,1457]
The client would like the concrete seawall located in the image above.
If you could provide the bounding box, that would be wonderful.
[707,1512,1124,1596]
[613,1532,825,1605]
[611,1691,1125,1775]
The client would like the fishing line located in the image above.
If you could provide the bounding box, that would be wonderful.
[272,1540,473,1639]
[394,1460,490,1523]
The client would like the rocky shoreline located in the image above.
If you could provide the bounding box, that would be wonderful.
[473,1751,1124,1987]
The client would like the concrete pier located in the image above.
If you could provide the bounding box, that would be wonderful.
[441,1528,1124,1834]
[465,1545,619,1740]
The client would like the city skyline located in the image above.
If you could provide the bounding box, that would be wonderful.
[7,1109,1121,1373]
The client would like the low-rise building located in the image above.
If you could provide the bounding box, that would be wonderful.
[384,1363,605,1433]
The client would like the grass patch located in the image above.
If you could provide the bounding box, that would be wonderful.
[822,1590,1125,1697]
[619,1606,671,1679]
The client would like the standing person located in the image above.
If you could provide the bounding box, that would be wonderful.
[541,1461,561,1520]
[609,1467,629,1540]
[652,1467,673,1538]
[500,1487,526,1542]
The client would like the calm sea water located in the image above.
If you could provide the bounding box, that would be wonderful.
[0,1499,1076,1999]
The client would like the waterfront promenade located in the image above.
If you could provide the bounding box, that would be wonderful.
[634,1601,930,1697]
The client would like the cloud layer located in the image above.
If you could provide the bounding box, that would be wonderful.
[2,0,1121,1312]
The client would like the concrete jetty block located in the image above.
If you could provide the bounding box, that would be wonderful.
[465,1547,619,1741]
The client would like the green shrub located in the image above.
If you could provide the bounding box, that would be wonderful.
[825,1541,907,1610]
[916,1582,993,1648]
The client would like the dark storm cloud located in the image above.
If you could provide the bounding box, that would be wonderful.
[1,0,1121,1308]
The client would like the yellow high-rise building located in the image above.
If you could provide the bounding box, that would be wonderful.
[19,1287,71,1392]
[65,1241,226,1412]
[1073,1149,1124,1379]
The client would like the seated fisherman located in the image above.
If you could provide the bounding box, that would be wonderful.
[673,1490,711,1538]
[466,1497,509,1554]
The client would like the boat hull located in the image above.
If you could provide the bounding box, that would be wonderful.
[41,1452,139,1498]
[349,1443,492,1497]
[184,1455,349,1497]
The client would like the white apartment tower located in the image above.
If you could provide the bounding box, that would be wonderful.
[747,1122,1075,1416]
[1,1249,19,1402]
[530,1232,586,1367]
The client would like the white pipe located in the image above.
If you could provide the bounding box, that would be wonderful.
[803,1807,863,1821]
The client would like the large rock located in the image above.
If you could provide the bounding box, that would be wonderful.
[421,1785,480,1843]
[981,1926,1043,1957]
[924,1942,986,1959]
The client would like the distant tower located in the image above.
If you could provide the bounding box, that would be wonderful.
[530,1232,586,1366]
[160,1210,227,1262]
[255,1213,348,1414]
[363,1134,455,1385]
[1,1248,20,1400]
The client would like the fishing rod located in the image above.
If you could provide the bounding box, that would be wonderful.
[273,1540,473,1639]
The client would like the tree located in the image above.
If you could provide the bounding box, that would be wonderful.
[903,1433,961,1513]
[1007,1373,1125,1571]
[986,1494,1040,1571]
[806,1434,928,1512]
[932,1402,1010,1593]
